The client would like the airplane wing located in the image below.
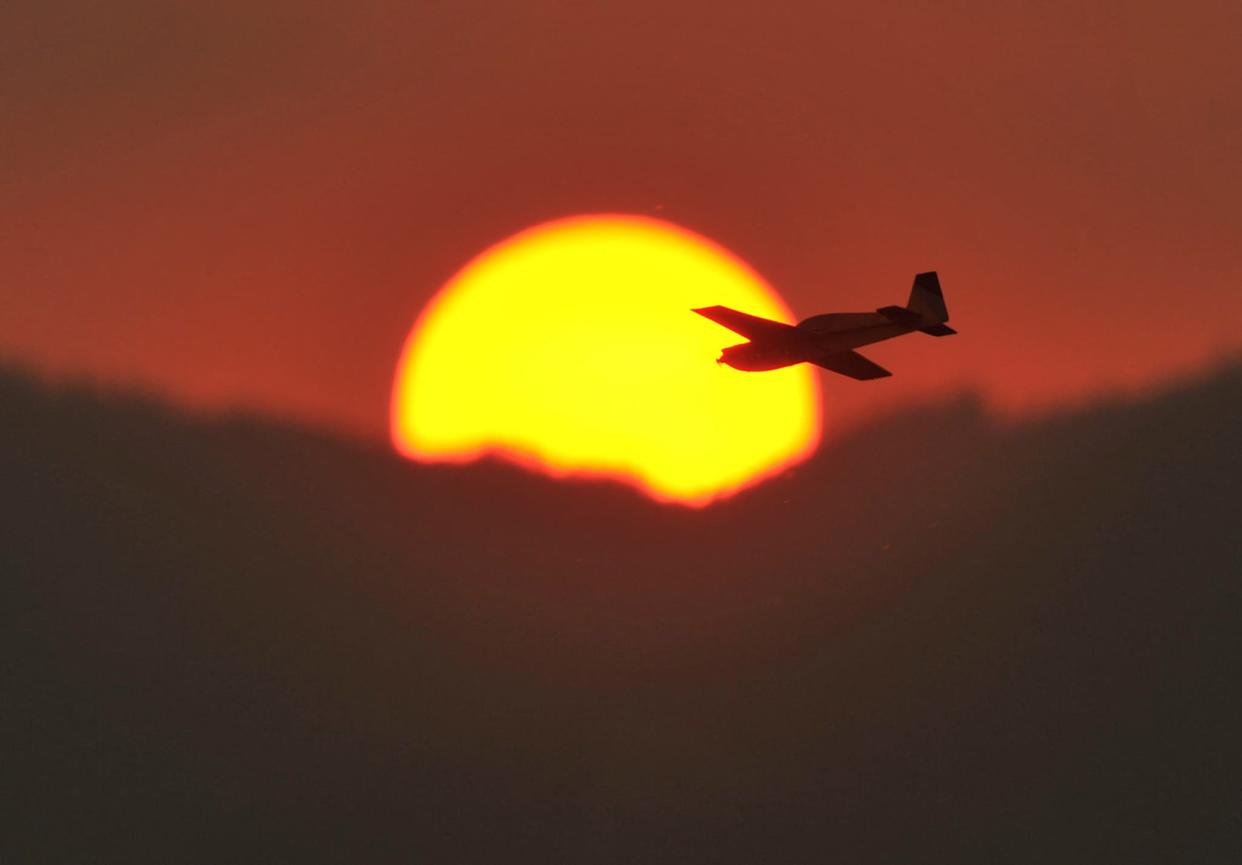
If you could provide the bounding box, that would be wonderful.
[812,350,892,380]
[692,306,794,341]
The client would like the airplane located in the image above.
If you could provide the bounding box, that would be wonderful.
[692,271,954,380]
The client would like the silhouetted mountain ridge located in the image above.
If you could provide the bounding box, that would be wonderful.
[3,362,1239,863]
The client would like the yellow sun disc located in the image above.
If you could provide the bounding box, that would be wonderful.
[390,214,821,505]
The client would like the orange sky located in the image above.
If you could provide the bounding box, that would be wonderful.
[3,0,1240,438]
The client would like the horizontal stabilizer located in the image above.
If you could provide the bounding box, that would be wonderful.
[692,306,793,341]
[919,324,957,337]
[876,305,922,326]
[812,349,892,380]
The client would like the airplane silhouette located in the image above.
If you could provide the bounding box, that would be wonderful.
[693,271,954,379]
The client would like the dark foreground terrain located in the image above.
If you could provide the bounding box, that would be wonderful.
[3,362,1240,863]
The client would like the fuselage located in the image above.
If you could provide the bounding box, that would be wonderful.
[719,315,914,371]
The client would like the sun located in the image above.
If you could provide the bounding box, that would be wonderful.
[390,214,821,505]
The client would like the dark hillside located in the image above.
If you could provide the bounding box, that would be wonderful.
[3,363,1239,863]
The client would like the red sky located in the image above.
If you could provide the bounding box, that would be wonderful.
[3,0,1240,439]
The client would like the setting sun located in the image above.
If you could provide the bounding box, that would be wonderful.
[390,214,821,505]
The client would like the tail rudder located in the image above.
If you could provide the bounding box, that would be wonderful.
[907,271,948,324]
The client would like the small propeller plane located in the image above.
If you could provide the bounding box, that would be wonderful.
[693,271,954,379]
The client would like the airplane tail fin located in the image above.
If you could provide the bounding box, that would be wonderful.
[906,271,948,324]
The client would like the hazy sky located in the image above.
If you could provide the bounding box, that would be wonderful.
[3,0,1240,437]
